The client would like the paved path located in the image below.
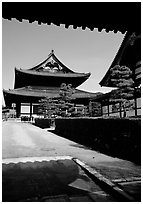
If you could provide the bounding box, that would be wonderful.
[3,121,140,179]
[2,121,141,201]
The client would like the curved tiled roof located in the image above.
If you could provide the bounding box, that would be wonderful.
[14,51,91,89]
[16,50,90,77]
[3,86,99,99]
[15,68,90,78]
[99,32,141,87]
[29,50,74,73]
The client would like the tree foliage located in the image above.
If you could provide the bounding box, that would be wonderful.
[38,83,75,118]
[109,65,135,115]
[89,101,101,117]
[59,83,75,101]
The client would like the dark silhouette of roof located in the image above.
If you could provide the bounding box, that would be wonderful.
[29,50,74,73]
[14,50,91,89]
[99,32,141,87]
[2,2,141,34]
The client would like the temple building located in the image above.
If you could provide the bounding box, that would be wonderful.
[94,31,141,117]
[3,50,100,118]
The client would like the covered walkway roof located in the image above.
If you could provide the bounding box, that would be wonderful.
[2,2,141,34]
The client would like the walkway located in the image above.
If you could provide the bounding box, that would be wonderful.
[2,121,141,201]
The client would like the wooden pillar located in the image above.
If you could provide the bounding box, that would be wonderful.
[16,103,21,118]
[119,102,122,118]
[30,102,32,119]
[134,97,137,116]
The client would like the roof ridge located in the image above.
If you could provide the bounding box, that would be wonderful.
[29,51,53,70]
[15,51,91,76]
[20,50,74,73]
[52,53,74,73]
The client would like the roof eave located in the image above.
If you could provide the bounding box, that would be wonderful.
[99,31,135,87]
[15,67,90,77]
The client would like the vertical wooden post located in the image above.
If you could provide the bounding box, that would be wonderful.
[119,102,122,118]
[16,103,21,118]
[30,102,32,119]
[134,97,137,116]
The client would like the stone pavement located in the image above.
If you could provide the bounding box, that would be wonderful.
[2,121,141,201]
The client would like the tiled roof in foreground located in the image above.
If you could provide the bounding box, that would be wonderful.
[2,2,141,34]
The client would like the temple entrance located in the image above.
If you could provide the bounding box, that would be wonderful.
[20,103,45,119]
[21,103,31,116]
